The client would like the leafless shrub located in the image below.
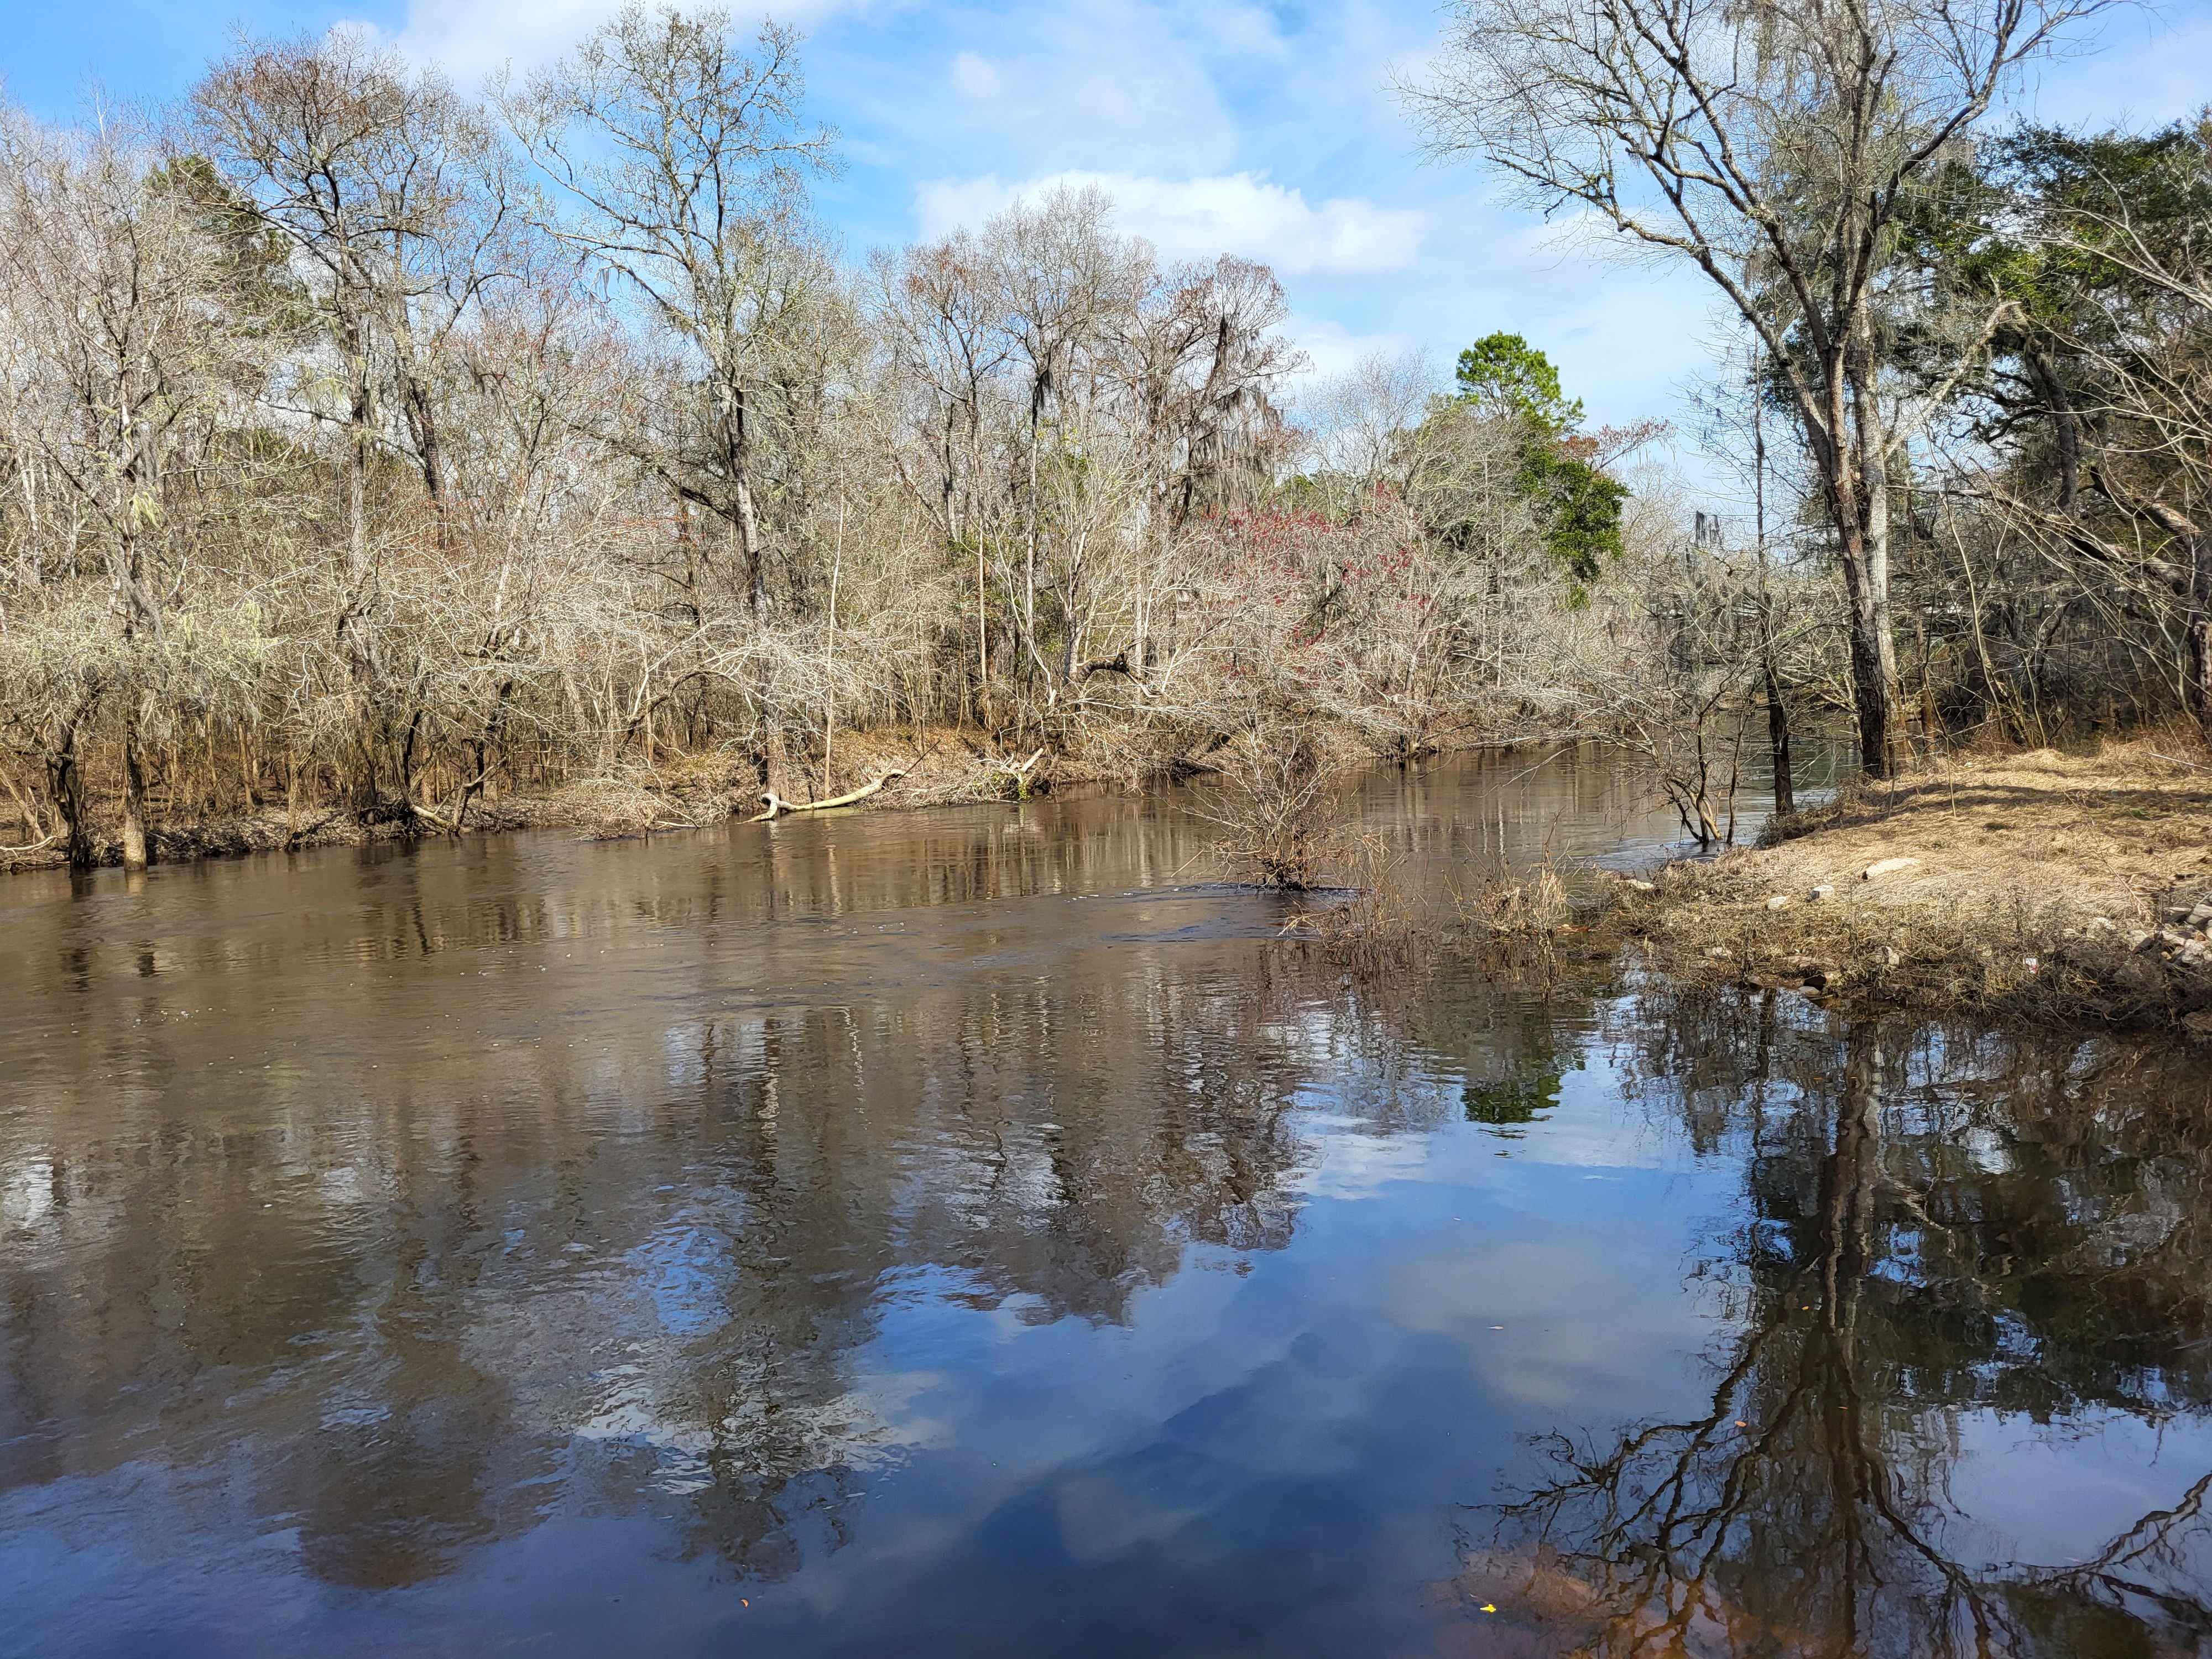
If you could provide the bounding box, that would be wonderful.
[1194,718,1349,890]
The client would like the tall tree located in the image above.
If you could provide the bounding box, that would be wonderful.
[195,30,517,556]
[1960,121,2212,739]
[1452,332,1630,585]
[505,4,836,785]
[0,109,239,867]
[1408,0,2114,775]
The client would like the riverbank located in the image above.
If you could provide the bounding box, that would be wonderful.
[3,718,1582,875]
[0,727,1120,873]
[1615,739,2212,1037]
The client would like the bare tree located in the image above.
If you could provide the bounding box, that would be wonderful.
[195,30,517,557]
[872,229,1013,714]
[505,4,837,785]
[0,108,243,867]
[1407,0,2115,777]
[194,33,521,815]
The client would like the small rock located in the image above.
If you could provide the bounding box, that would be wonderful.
[1808,885,1836,903]
[1878,945,1902,967]
[1765,895,1793,911]
[2118,956,2165,993]
[1623,879,1656,893]
[1861,857,1922,881]
[2190,901,2212,927]
[2128,930,2155,952]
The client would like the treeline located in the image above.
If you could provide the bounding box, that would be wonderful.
[2,0,2208,869]
[0,11,1645,868]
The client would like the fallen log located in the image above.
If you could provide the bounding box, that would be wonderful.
[752,768,907,822]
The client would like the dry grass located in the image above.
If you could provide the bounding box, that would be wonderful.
[1459,859,1572,937]
[1296,841,1603,997]
[1618,732,2212,1035]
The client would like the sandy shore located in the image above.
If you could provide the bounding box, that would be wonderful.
[1615,740,2212,1036]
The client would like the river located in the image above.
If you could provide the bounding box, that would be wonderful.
[2,745,2207,1657]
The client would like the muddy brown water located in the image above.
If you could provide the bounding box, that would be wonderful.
[2,746,2208,1658]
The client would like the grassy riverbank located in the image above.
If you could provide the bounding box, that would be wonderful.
[1616,738,2212,1037]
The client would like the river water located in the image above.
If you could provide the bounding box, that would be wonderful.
[2,747,2208,1658]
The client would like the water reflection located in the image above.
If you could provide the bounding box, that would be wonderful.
[1467,992,2212,1657]
[0,747,2204,1657]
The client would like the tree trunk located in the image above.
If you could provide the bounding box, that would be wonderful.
[717,369,777,791]
[1852,361,1902,775]
[1765,661,1795,817]
[121,708,149,871]
[1752,399,1793,818]
[1834,531,1896,779]
[734,471,775,790]
[1917,613,1941,750]
[45,714,92,870]
[346,306,374,576]
[2189,603,2212,748]
[401,367,448,536]
[1808,352,1897,780]
[2029,352,2081,512]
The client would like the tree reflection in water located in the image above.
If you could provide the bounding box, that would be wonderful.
[8,814,2212,1656]
[1464,990,2212,1657]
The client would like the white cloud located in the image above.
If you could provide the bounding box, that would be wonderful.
[912,169,1427,276]
[948,50,1003,100]
[358,0,851,83]
[1280,318,1423,383]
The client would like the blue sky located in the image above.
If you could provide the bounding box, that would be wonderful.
[8,0,2210,432]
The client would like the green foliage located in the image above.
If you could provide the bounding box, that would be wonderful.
[1884,118,2212,506]
[1449,332,1623,583]
[1515,447,1628,583]
[147,154,303,335]
[1463,1063,1563,1131]
[1454,331,1584,436]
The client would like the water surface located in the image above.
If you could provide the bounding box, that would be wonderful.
[2,747,2207,1657]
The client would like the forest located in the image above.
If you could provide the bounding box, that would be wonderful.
[1,0,2206,869]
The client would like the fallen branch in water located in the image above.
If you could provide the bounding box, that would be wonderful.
[752,768,907,822]
[985,748,1046,798]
